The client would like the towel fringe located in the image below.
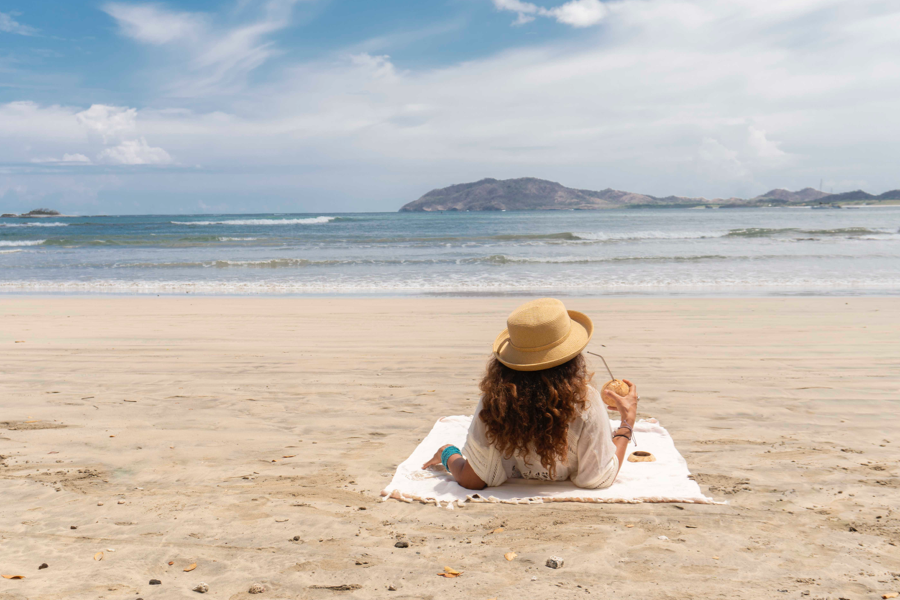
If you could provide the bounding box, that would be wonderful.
[381,487,725,508]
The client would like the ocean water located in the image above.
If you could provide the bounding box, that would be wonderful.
[1,208,899,296]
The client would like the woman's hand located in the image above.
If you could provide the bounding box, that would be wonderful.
[603,379,638,425]
[422,444,454,470]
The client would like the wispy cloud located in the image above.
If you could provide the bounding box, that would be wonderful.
[493,0,607,28]
[31,153,92,165]
[102,3,205,44]
[103,0,301,97]
[0,10,38,36]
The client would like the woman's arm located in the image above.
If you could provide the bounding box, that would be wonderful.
[603,379,639,479]
[423,445,487,490]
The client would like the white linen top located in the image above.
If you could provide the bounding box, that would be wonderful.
[462,385,619,489]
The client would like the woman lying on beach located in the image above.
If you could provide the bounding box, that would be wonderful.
[423,298,638,490]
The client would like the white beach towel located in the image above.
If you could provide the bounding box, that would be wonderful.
[381,416,721,508]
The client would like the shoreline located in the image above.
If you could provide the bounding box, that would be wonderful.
[2,288,900,298]
[2,296,898,598]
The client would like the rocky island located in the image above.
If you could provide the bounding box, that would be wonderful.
[1,208,64,218]
[398,178,900,211]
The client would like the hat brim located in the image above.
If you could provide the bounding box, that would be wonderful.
[492,310,593,372]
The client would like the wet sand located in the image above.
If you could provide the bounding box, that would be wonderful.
[1,297,898,599]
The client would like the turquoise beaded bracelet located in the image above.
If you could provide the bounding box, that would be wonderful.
[441,445,461,470]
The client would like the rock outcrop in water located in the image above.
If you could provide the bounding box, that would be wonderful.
[3,208,63,218]
[399,178,900,211]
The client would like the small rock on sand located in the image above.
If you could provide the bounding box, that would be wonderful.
[193,582,209,593]
[545,556,564,569]
[149,579,162,585]
[394,540,409,548]
[249,583,266,594]
[38,563,48,570]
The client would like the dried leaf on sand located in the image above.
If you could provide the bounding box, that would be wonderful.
[439,566,463,578]
[2,575,25,579]
[93,552,103,561]
[504,552,517,561]
[491,527,504,534]
[184,563,197,572]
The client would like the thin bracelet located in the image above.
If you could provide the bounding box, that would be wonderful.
[613,433,631,442]
[615,420,637,445]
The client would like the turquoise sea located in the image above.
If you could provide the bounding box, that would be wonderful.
[1,208,899,295]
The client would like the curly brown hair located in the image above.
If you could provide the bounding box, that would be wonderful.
[477,354,593,479]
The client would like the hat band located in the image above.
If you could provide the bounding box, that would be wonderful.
[508,325,572,353]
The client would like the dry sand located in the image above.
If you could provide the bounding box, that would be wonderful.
[0,297,898,600]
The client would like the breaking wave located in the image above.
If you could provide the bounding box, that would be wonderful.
[0,240,45,247]
[573,230,721,241]
[724,227,889,238]
[171,216,338,226]
[0,222,68,228]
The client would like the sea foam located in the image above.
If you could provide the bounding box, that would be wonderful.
[0,222,68,227]
[172,216,337,226]
[0,240,45,246]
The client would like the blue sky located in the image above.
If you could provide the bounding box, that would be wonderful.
[1,0,899,214]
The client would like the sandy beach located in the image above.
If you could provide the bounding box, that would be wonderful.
[1,296,898,600]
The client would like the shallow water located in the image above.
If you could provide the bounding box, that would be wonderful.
[1,208,899,295]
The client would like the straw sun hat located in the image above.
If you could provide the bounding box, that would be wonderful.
[492,298,593,371]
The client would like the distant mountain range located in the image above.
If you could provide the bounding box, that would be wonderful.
[398,178,900,212]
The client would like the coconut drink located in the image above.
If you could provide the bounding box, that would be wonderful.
[600,378,630,407]
[587,352,630,407]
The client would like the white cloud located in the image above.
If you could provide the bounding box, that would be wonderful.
[103,3,204,44]
[494,0,540,12]
[493,0,606,28]
[544,0,607,27]
[74,104,172,164]
[76,105,137,143]
[104,1,299,96]
[513,13,536,25]
[0,10,37,36]
[349,53,399,80]
[0,102,170,168]
[98,137,172,165]
[696,138,749,180]
[748,126,787,160]
[31,153,92,165]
